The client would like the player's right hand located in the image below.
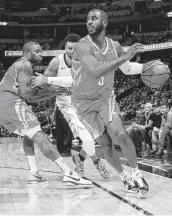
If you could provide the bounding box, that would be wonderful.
[32,72,44,87]
[125,43,144,60]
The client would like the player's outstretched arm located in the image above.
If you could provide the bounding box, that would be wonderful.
[114,41,144,75]
[32,72,73,88]
[17,62,68,103]
[32,56,73,87]
[74,41,144,79]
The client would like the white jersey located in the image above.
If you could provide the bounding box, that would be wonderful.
[54,53,87,137]
[56,54,72,107]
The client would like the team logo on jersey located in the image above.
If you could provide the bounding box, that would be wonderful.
[98,61,112,64]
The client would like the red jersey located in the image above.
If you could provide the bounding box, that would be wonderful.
[71,35,118,100]
[0,57,67,103]
[0,57,29,96]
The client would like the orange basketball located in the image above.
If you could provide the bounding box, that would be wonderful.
[141,60,170,89]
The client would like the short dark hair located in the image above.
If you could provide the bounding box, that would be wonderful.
[64,33,81,43]
[88,9,108,23]
[23,41,39,53]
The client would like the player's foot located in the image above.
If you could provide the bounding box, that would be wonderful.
[72,153,84,177]
[94,159,112,179]
[123,176,138,194]
[133,173,150,198]
[27,170,47,184]
[63,171,92,186]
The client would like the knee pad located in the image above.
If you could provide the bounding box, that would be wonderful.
[78,128,96,156]
[82,138,95,156]
[21,125,42,139]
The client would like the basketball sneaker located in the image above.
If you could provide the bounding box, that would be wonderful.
[27,170,47,184]
[63,171,92,186]
[122,176,138,193]
[133,173,150,198]
[72,153,85,177]
[94,159,112,179]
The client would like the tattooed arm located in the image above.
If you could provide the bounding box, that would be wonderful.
[17,62,39,99]
[17,61,67,103]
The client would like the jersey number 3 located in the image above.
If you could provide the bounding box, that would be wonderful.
[98,77,104,86]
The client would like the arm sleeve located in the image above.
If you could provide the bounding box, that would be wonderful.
[119,61,143,75]
[17,64,67,103]
[47,76,73,87]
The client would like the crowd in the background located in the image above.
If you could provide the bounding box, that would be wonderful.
[126,101,172,163]
[2,30,172,53]
[0,41,52,51]
[2,1,172,24]
[133,32,172,44]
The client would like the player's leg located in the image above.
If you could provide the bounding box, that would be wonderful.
[59,105,111,178]
[96,130,137,193]
[73,127,111,179]
[106,113,149,197]
[108,114,138,168]
[55,107,65,153]
[0,114,40,180]
[23,135,47,183]
[98,95,149,197]
[7,100,92,186]
[71,98,137,191]
[99,96,138,169]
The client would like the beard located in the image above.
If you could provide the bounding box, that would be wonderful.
[88,24,103,37]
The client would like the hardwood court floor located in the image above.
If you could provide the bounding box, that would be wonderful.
[0,138,172,216]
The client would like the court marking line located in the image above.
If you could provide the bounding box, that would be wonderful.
[84,177,153,216]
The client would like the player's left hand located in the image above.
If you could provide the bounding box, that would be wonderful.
[32,72,44,87]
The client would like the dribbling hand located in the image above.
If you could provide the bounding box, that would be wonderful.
[125,43,144,60]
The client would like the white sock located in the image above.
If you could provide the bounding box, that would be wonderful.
[27,156,37,173]
[54,157,71,174]
[119,170,131,181]
[131,166,142,178]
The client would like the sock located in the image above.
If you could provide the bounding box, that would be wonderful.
[27,156,37,173]
[78,153,85,161]
[119,170,131,181]
[54,157,71,173]
[131,166,142,178]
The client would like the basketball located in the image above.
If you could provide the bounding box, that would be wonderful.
[141,60,170,89]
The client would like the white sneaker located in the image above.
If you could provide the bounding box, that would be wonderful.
[63,171,92,186]
[27,170,47,184]
[94,159,112,179]
[120,172,138,193]
[133,174,150,198]
[123,178,138,194]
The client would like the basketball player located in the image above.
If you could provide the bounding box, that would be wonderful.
[71,9,150,197]
[32,34,111,179]
[0,41,92,186]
